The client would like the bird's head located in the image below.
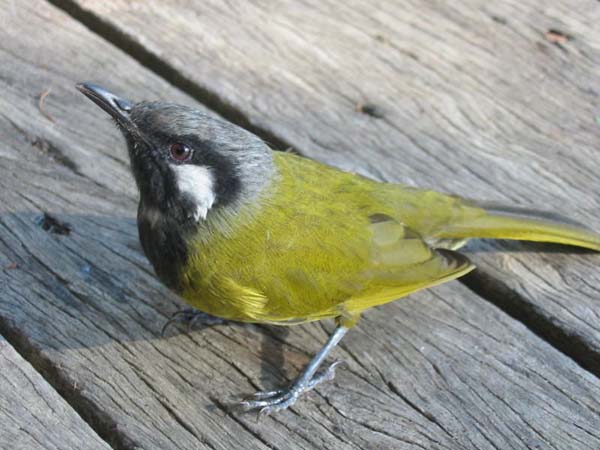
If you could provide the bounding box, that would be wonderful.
[77,83,274,224]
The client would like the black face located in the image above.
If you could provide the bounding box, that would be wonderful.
[124,104,243,223]
[77,83,273,290]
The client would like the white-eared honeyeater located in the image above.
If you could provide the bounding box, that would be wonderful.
[77,83,600,414]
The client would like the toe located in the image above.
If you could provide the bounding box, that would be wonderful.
[238,389,300,413]
[239,397,281,410]
[306,359,346,390]
[248,389,283,399]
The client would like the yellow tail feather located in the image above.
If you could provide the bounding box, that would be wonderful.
[440,202,600,251]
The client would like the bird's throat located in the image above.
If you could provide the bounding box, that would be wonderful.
[136,200,195,292]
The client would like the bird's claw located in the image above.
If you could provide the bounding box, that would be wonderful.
[238,359,346,416]
[248,389,284,399]
[161,307,226,336]
[240,390,300,417]
[307,359,346,389]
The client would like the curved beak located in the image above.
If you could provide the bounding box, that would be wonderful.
[76,83,134,128]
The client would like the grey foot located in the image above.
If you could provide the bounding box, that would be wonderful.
[239,360,345,416]
[161,307,226,336]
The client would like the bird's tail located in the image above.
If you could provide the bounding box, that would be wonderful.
[436,201,600,251]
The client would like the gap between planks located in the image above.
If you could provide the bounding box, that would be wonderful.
[14,1,598,448]
[46,0,294,155]
[45,0,600,382]
[0,316,131,450]
[0,335,113,450]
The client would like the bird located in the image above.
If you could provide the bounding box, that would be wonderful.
[77,83,600,415]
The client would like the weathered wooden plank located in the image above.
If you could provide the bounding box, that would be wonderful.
[0,335,111,450]
[0,3,196,197]
[1,2,600,450]
[59,0,600,368]
[3,156,600,450]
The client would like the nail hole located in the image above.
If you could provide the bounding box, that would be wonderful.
[490,15,507,25]
[356,103,384,119]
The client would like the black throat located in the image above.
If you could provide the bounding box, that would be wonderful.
[130,147,200,291]
[136,198,196,292]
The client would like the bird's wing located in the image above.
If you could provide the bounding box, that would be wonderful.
[185,153,475,325]
[237,153,476,323]
[341,214,475,316]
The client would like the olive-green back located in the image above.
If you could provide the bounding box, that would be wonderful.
[181,153,474,325]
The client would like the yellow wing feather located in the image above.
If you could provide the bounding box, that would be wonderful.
[181,153,474,325]
[180,152,598,326]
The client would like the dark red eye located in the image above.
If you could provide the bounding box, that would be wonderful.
[169,143,192,161]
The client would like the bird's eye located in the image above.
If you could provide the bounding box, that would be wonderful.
[169,143,192,162]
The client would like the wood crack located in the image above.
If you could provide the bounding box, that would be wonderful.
[386,380,455,440]
[0,315,135,450]
[460,269,600,377]
[210,397,280,450]
[47,0,295,154]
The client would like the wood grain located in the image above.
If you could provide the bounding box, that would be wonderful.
[59,0,600,368]
[0,1,198,197]
[2,154,600,449]
[0,1,600,449]
[0,336,111,450]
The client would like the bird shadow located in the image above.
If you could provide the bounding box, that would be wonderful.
[0,210,290,394]
[1,208,594,405]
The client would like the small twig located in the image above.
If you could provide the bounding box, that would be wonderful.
[544,29,572,44]
[38,88,55,123]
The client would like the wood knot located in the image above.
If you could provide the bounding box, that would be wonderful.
[356,102,384,119]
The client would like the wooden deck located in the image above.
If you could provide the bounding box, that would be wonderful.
[1,1,599,448]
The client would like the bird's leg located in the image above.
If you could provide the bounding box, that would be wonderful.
[161,307,226,336]
[239,325,348,415]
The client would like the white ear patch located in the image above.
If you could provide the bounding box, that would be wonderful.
[172,165,216,221]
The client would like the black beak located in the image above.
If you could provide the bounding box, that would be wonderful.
[76,83,134,127]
